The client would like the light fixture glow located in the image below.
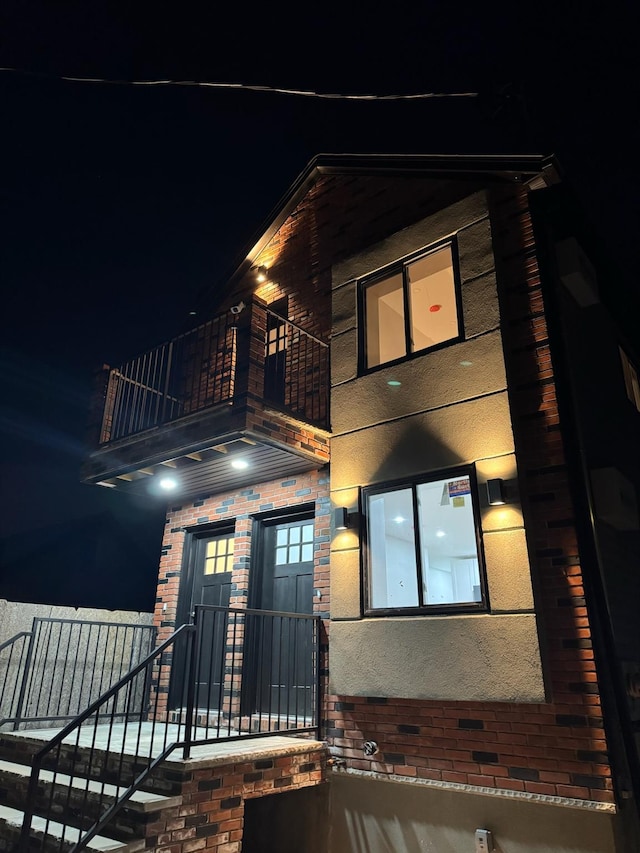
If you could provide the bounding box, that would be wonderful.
[159,477,178,491]
[231,458,249,470]
[393,515,405,524]
[436,529,446,538]
[387,379,402,387]
[460,360,473,367]
[256,265,268,282]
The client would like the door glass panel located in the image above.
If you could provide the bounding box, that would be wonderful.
[272,521,315,565]
[204,535,234,574]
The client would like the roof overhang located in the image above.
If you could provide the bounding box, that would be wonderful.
[210,152,560,306]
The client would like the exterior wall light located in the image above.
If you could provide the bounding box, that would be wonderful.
[334,507,350,530]
[256,265,268,283]
[486,478,506,505]
[159,477,178,491]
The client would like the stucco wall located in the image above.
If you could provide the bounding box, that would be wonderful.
[329,772,619,853]
[329,190,544,702]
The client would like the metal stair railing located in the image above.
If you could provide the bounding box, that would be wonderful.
[0,617,157,731]
[0,631,33,727]
[18,606,321,853]
[19,623,196,853]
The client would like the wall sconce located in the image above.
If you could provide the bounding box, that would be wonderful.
[256,265,268,283]
[486,479,506,506]
[334,507,351,530]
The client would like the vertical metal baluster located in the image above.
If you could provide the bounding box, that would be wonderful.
[110,370,124,441]
[13,626,36,730]
[57,622,74,719]
[183,623,197,760]
[33,620,55,723]
[228,611,238,737]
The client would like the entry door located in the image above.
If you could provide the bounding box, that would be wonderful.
[191,533,234,709]
[264,302,288,407]
[257,518,314,715]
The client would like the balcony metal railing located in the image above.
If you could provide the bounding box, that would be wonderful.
[0,618,156,730]
[98,307,329,445]
[100,312,238,444]
[19,605,321,852]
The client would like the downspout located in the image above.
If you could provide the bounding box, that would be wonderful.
[529,187,640,824]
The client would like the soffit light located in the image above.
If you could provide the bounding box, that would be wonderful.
[159,477,178,491]
[231,458,249,470]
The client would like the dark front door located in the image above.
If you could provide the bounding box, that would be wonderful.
[190,532,234,709]
[264,305,287,407]
[255,518,314,717]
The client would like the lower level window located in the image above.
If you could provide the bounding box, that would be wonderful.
[363,469,486,614]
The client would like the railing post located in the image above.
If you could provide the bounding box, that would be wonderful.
[160,340,174,425]
[12,619,37,731]
[182,617,198,760]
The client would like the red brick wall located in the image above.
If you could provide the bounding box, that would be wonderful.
[322,185,615,807]
[144,746,327,853]
[153,468,331,647]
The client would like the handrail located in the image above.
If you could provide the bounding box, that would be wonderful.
[20,624,194,853]
[0,630,32,655]
[0,631,32,727]
[19,606,321,852]
[1,618,156,730]
[265,308,329,348]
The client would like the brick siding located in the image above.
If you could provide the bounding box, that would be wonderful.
[142,746,326,853]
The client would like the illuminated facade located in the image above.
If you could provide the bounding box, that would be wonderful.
[82,155,640,852]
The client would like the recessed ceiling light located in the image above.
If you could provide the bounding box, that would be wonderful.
[159,477,178,491]
[387,379,402,387]
[231,458,249,470]
[436,529,446,538]
[393,515,405,524]
[460,360,473,367]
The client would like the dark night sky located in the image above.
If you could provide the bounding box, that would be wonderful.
[1,2,638,610]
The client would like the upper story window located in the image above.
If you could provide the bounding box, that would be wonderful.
[361,240,461,371]
[620,346,640,413]
[362,468,486,616]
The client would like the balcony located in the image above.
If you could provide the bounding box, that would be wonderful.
[82,299,330,497]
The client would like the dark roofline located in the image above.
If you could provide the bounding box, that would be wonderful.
[199,152,558,312]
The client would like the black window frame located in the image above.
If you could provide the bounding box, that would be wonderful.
[361,465,488,617]
[357,237,464,375]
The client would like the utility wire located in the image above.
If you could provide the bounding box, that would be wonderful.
[0,67,478,100]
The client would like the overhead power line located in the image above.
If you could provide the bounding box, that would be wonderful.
[0,67,478,100]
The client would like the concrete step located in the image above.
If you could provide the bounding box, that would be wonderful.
[0,759,181,841]
[0,804,146,853]
[0,731,182,797]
